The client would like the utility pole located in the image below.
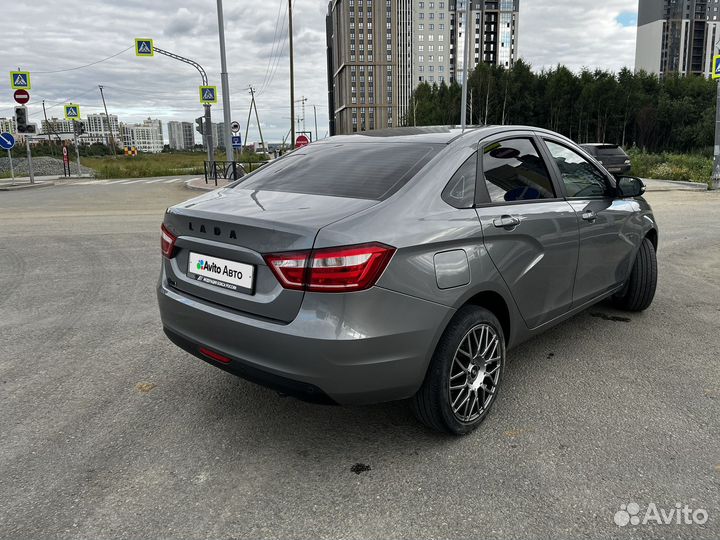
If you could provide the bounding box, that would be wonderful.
[469,88,473,125]
[72,123,81,177]
[250,87,267,153]
[216,0,234,161]
[98,85,117,158]
[41,100,54,153]
[459,1,471,131]
[313,105,318,141]
[289,0,296,147]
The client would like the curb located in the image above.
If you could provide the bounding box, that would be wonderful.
[642,178,708,192]
[0,181,55,191]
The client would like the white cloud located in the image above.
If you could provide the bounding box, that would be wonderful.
[0,0,638,142]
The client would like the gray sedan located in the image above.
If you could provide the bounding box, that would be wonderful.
[157,126,658,435]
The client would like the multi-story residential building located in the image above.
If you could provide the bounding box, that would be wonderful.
[636,0,720,77]
[168,121,184,150]
[327,0,520,135]
[84,113,119,146]
[119,117,164,153]
[181,122,195,149]
[0,117,17,134]
[41,117,76,134]
[168,121,196,150]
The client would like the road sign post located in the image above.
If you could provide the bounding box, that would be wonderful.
[712,55,720,190]
[0,132,15,183]
[62,146,70,177]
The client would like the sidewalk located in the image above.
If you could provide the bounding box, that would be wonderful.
[185,176,235,191]
[642,178,708,192]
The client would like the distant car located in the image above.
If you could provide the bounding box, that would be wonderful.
[158,126,658,435]
[581,143,632,175]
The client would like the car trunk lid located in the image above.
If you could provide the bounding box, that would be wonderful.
[162,188,379,323]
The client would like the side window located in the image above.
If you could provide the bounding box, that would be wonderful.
[482,138,556,203]
[545,141,613,198]
[442,152,477,209]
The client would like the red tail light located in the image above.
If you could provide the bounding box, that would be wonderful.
[199,347,232,364]
[161,224,177,258]
[264,243,395,293]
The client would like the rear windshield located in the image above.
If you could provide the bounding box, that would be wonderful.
[583,145,628,158]
[596,146,628,158]
[235,143,441,200]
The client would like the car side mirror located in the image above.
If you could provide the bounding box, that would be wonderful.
[616,176,645,198]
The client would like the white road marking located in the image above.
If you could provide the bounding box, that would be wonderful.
[118,179,148,185]
[145,178,170,184]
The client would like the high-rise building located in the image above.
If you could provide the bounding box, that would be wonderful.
[120,117,164,153]
[168,121,183,150]
[85,113,119,146]
[181,122,195,149]
[636,0,720,77]
[169,121,197,150]
[327,0,520,135]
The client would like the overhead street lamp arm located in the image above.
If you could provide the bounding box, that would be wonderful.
[151,45,213,162]
[152,46,208,85]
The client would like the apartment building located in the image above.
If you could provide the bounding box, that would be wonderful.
[327,0,520,134]
[168,121,195,150]
[636,0,720,77]
[120,117,164,153]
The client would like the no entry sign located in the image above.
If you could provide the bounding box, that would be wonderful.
[14,89,30,105]
[295,134,310,148]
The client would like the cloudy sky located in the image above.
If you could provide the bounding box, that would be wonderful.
[0,0,639,143]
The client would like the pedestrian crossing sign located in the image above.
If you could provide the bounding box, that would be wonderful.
[713,55,720,80]
[10,71,31,90]
[135,38,154,57]
[64,104,81,121]
[199,85,218,104]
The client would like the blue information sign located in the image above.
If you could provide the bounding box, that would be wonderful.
[0,132,16,151]
[232,135,242,148]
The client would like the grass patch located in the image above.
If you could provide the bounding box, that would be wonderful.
[628,149,712,187]
[82,153,207,179]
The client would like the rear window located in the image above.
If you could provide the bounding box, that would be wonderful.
[596,146,628,159]
[235,143,440,200]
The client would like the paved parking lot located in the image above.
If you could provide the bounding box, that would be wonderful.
[1,179,718,539]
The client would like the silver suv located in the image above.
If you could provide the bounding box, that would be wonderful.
[158,126,658,435]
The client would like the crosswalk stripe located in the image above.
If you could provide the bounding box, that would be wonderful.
[163,178,180,183]
[146,178,169,184]
[118,179,148,184]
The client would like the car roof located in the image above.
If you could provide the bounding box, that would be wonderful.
[316,125,580,146]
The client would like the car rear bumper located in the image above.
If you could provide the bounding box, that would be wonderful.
[157,272,454,405]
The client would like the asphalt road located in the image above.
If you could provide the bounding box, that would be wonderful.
[1,178,719,539]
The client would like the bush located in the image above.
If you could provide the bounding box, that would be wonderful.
[627,148,712,187]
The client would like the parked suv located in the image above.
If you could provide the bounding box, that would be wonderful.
[158,126,658,435]
[581,143,632,175]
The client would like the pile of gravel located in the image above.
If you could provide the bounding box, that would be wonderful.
[0,156,95,177]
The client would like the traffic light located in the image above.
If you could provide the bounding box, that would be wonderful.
[195,117,204,135]
[74,121,86,136]
[15,106,28,133]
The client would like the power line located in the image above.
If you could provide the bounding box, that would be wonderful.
[31,46,134,74]
[258,1,291,96]
[259,0,288,94]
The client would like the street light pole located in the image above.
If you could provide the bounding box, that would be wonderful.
[216,0,234,162]
[289,0,296,147]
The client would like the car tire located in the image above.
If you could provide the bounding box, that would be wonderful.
[412,306,506,436]
[612,237,657,312]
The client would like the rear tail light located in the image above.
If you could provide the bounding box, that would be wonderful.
[161,224,177,258]
[264,243,395,293]
[199,347,232,364]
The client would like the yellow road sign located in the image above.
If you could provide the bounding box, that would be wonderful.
[199,85,218,104]
[10,71,31,90]
[135,38,154,57]
[64,104,81,121]
[713,55,720,80]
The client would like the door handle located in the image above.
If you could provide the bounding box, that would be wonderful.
[581,210,597,222]
[493,215,521,229]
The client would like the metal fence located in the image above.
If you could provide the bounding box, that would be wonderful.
[203,160,269,186]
